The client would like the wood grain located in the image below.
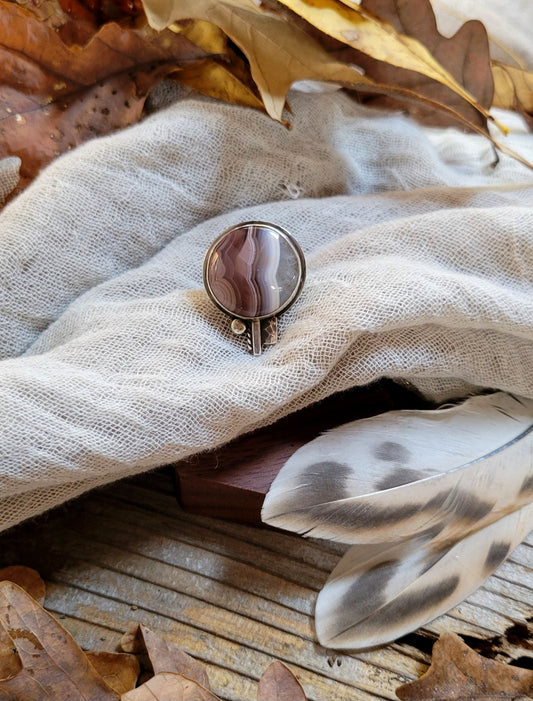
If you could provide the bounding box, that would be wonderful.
[0,469,531,701]
[174,380,428,523]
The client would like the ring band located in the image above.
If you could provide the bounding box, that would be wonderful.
[203,221,306,355]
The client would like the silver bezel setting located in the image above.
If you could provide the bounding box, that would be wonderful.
[203,220,306,323]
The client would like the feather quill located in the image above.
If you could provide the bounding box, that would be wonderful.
[261,391,533,650]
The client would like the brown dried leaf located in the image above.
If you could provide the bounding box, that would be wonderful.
[273,0,493,129]
[396,632,533,700]
[0,581,119,699]
[12,0,99,45]
[13,0,144,36]
[0,623,22,681]
[121,671,220,701]
[0,0,209,194]
[86,651,141,695]
[120,623,210,689]
[356,0,493,129]
[0,565,46,605]
[257,661,307,701]
[142,0,380,121]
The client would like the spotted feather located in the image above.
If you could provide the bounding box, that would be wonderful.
[261,391,533,649]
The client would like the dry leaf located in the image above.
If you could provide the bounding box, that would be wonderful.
[0,0,209,193]
[273,0,493,128]
[172,18,264,111]
[141,0,379,120]
[0,623,22,682]
[121,671,219,701]
[176,58,266,111]
[141,0,533,169]
[492,62,533,129]
[0,581,119,699]
[120,623,210,689]
[396,632,533,700]
[86,651,140,695]
[345,0,493,130]
[0,565,46,605]
[257,660,307,701]
[12,0,142,45]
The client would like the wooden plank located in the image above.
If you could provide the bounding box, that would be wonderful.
[173,381,427,524]
[1,464,532,701]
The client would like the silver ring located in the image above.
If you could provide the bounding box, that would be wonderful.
[203,221,306,355]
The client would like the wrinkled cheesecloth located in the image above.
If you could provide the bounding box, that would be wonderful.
[1,5,533,530]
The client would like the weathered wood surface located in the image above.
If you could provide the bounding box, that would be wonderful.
[174,380,429,523]
[0,469,531,701]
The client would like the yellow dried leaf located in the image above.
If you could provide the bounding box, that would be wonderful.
[274,0,494,126]
[176,57,265,112]
[141,0,375,120]
[492,62,533,115]
[174,18,228,53]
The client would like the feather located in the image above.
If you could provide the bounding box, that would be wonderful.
[261,392,533,545]
[260,391,533,650]
[315,501,533,649]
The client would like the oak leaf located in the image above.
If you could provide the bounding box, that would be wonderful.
[257,660,307,701]
[396,632,533,700]
[141,0,533,169]
[0,580,119,699]
[140,0,380,121]
[172,19,265,112]
[344,0,493,130]
[0,0,209,194]
[273,0,494,129]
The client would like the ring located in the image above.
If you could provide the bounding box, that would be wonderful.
[203,221,306,355]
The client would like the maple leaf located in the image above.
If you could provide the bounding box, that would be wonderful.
[396,632,533,700]
[0,0,210,195]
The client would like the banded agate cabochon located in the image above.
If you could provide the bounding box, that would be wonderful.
[204,223,304,319]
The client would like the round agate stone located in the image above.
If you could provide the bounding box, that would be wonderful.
[204,222,305,320]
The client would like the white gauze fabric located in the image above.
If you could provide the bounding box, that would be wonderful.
[1,80,533,532]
